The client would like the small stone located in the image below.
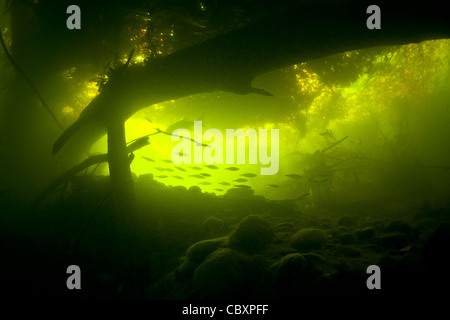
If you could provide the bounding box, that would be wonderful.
[385,221,412,237]
[375,233,409,250]
[338,216,357,227]
[356,227,375,241]
[229,215,274,254]
[338,233,356,245]
[192,248,245,299]
[271,253,308,290]
[202,217,225,237]
[290,228,328,252]
[186,237,228,264]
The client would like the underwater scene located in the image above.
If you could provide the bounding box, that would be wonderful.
[1,0,450,303]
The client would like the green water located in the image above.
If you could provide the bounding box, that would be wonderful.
[1,0,450,300]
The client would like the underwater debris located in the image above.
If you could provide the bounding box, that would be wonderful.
[240,173,257,178]
[230,215,274,254]
[285,174,302,179]
[268,184,279,188]
[234,184,252,188]
[172,175,184,180]
[233,178,248,182]
[189,166,202,170]
[174,167,187,172]
[226,167,240,171]
[32,136,150,209]
[156,175,168,178]
[200,173,211,177]
[309,175,333,183]
[219,182,231,186]
[141,156,155,162]
[189,174,206,179]
[204,164,219,169]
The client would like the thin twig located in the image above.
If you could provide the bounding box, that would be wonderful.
[0,28,64,131]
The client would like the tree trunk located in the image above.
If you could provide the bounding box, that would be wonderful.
[106,119,135,212]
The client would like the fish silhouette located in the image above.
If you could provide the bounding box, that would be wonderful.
[285,174,302,179]
[240,173,257,178]
[141,156,155,162]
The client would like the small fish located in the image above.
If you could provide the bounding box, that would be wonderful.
[240,173,257,178]
[234,184,252,189]
[285,174,302,179]
[219,182,231,186]
[155,167,166,172]
[234,178,248,182]
[175,167,187,172]
[172,175,184,180]
[189,166,202,171]
[309,175,333,183]
[204,164,219,169]
[268,184,279,188]
[161,159,173,164]
[156,175,168,178]
[141,156,155,162]
[173,151,190,157]
[145,117,153,123]
[200,173,211,177]
[189,174,206,179]
[226,167,239,171]
[199,182,212,185]
[164,168,175,172]
[214,188,224,192]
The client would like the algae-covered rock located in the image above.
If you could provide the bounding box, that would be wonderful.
[186,237,228,264]
[224,187,255,198]
[356,227,375,242]
[188,185,202,193]
[375,233,409,250]
[290,228,328,252]
[202,216,225,237]
[385,220,412,237]
[229,215,274,254]
[338,232,356,245]
[192,248,245,299]
[271,253,308,290]
[176,237,228,280]
[338,216,357,227]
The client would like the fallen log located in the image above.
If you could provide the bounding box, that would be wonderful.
[52,0,450,155]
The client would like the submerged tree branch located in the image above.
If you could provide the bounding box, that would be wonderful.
[31,136,150,209]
